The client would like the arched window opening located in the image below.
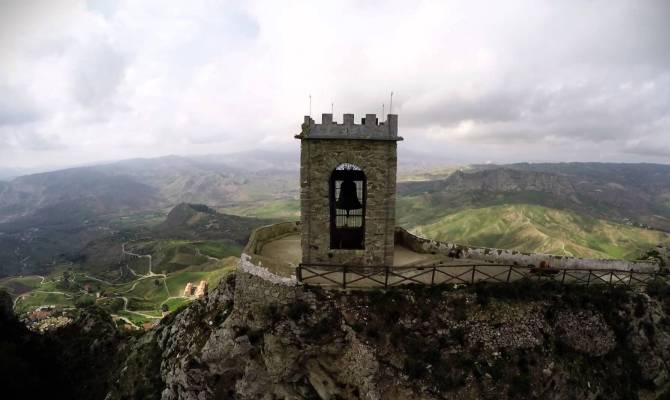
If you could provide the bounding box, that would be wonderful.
[330,163,366,249]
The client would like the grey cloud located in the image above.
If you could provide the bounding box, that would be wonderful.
[401,70,670,146]
[0,128,64,151]
[72,41,128,106]
[623,140,670,159]
[0,86,42,126]
[393,0,670,149]
[403,90,527,127]
[0,0,669,168]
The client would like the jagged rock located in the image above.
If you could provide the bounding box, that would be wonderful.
[103,271,670,400]
[466,303,547,352]
[554,310,616,356]
[646,245,670,267]
[262,333,302,381]
[0,289,12,319]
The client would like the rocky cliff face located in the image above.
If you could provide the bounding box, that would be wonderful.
[0,290,124,400]
[397,165,670,232]
[104,270,670,400]
[448,169,577,197]
[646,245,670,267]
[5,271,670,399]
[398,168,577,197]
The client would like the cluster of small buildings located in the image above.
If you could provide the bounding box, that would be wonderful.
[182,280,208,298]
[22,306,73,332]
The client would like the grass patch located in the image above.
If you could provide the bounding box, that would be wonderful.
[163,297,192,312]
[0,275,43,296]
[192,240,243,259]
[14,291,74,313]
[219,199,299,220]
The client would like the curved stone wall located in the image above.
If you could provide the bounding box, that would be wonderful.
[236,223,661,293]
[242,221,300,279]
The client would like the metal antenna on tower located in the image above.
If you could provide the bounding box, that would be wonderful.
[382,103,385,118]
[309,94,312,117]
[389,91,394,114]
[331,101,334,115]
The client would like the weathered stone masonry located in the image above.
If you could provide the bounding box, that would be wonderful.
[395,227,659,272]
[297,113,402,266]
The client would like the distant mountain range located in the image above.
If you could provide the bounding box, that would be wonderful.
[0,153,298,224]
[1,153,669,276]
[398,163,670,232]
[0,153,296,277]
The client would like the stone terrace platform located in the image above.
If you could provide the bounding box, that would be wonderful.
[241,222,663,289]
[258,233,478,268]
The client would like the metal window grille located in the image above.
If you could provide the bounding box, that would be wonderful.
[334,180,363,228]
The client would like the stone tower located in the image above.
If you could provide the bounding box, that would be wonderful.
[296,113,402,266]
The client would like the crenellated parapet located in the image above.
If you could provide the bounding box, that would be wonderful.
[296,113,402,141]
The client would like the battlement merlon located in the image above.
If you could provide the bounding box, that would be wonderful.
[295,113,403,141]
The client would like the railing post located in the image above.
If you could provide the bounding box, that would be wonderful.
[471,265,476,284]
[506,265,512,283]
[431,266,436,286]
[609,271,613,286]
[297,264,302,283]
[561,269,566,284]
[586,270,591,287]
[384,266,389,289]
[628,270,633,286]
[342,265,347,289]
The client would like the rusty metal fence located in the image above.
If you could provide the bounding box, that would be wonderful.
[296,263,670,289]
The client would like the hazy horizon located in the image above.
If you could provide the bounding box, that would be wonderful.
[3,148,670,182]
[2,0,669,170]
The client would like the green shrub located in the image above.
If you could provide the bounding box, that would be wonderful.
[449,327,466,345]
[404,357,426,379]
[248,329,264,345]
[647,278,670,297]
[287,300,311,321]
[508,374,531,398]
[74,295,95,308]
[304,315,339,341]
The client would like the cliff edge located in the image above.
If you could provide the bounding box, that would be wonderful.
[106,267,670,400]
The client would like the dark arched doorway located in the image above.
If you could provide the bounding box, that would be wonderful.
[330,163,366,249]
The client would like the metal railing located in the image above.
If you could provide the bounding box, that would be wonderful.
[296,263,670,289]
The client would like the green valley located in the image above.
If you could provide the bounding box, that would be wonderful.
[2,237,240,329]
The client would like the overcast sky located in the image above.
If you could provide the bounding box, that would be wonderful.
[1,0,669,171]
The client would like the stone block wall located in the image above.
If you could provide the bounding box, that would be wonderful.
[299,136,398,266]
[234,261,302,330]
[395,228,660,272]
[243,221,300,278]
[243,221,300,255]
[299,113,399,140]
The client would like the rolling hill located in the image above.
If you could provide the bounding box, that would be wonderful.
[413,204,670,260]
[397,164,670,232]
[0,154,298,224]
[2,156,670,276]
[0,153,296,277]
